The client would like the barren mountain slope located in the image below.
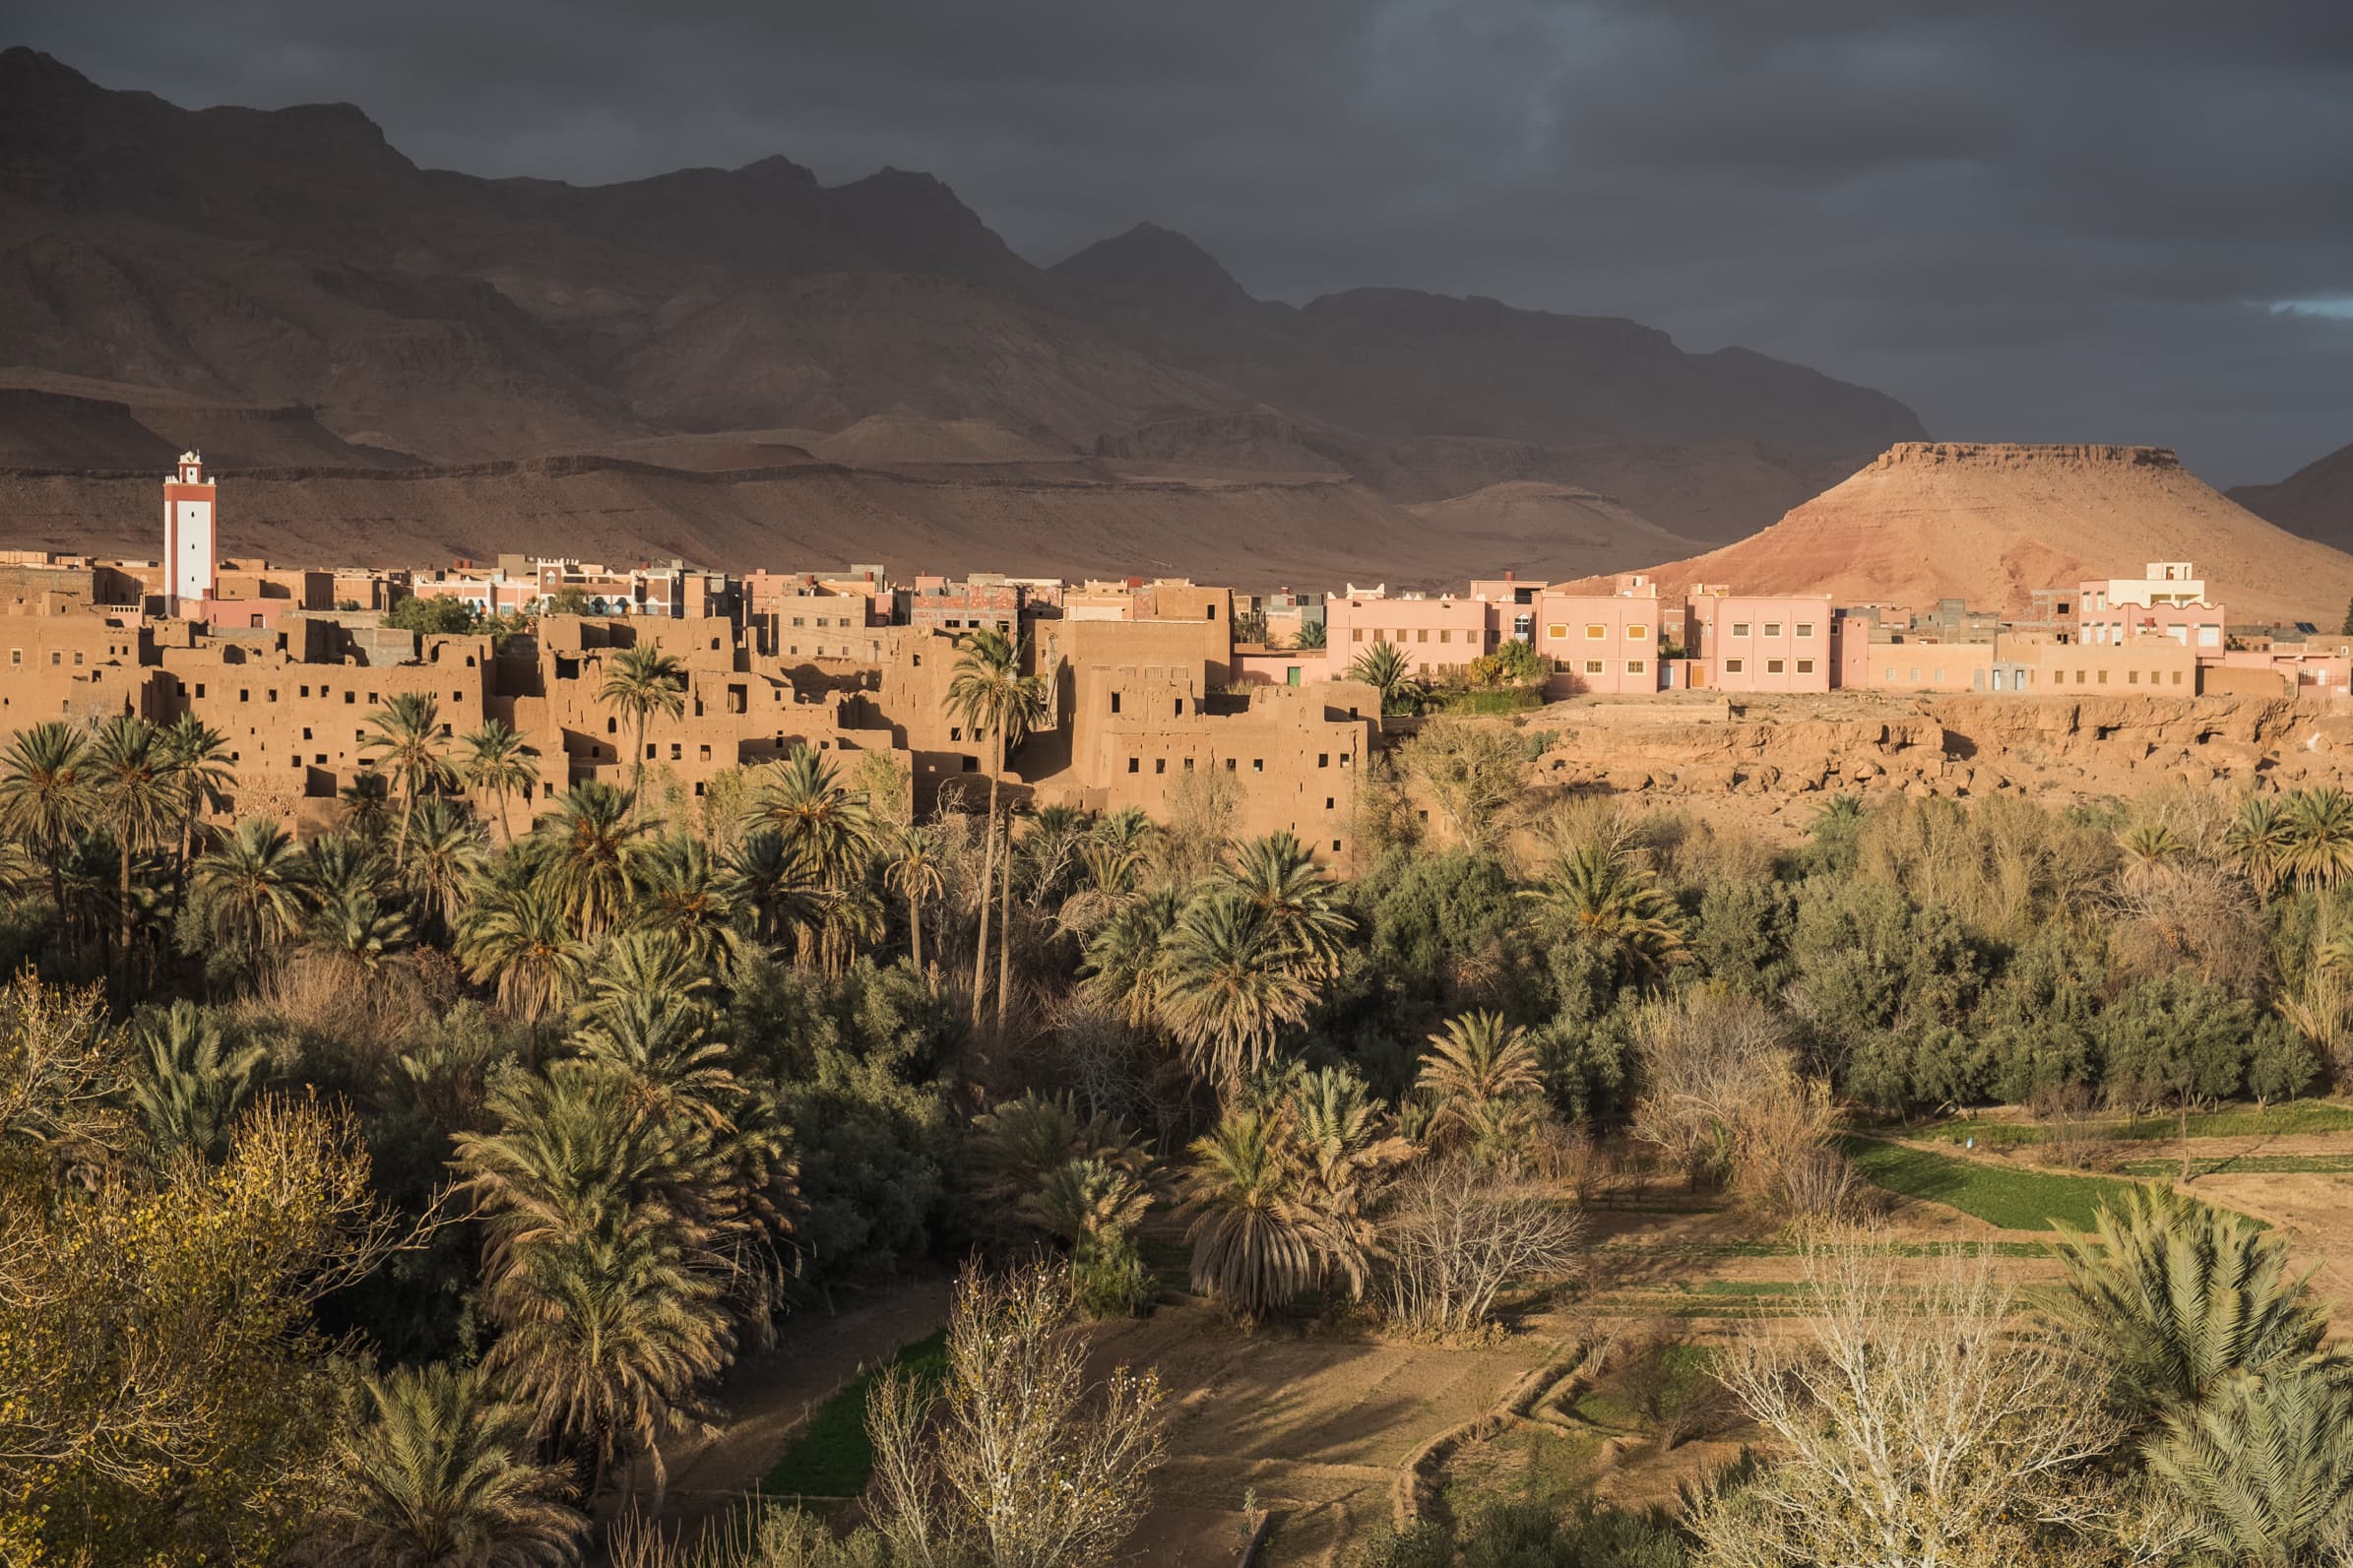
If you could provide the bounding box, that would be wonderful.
[0,46,1925,554]
[1407,481,1708,580]
[1623,443,2353,622]
[2231,440,2353,551]
[0,460,1509,587]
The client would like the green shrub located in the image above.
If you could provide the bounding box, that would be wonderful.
[1072,1234,1157,1319]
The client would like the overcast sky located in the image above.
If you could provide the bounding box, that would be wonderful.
[12,0,2351,484]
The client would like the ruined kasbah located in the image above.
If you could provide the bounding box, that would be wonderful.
[5,454,2350,860]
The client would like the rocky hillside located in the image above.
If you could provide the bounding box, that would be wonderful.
[0,46,1927,575]
[2231,440,2353,552]
[1610,442,2353,623]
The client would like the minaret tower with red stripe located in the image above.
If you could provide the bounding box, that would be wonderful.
[161,450,217,613]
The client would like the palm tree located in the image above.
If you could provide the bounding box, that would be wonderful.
[569,968,738,1132]
[1417,1010,1544,1128]
[1285,1067,1413,1299]
[0,721,91,943]
[482,1223,730,1501]
[534,783,641,937]
[971,1089,1146,1210]
[1178,1109,1318,1322]
[360,692,456,867]
[305,831,392,907]
[2226,794,2295,897]
[1222,831,1351,975]
[2144,1366,2353,1567]
[1157,891,1319,1095]
[461,719,540,843]
[307,888,415,975]
[2284,786,2353,890]
[315,1361,586,1568]
[85,714,183,970]
[457,879,591,1047]
[1080,887,1184,1030]
[1079,808,1156,898]
[2055,1187,2341,1426]
[599,643,687,813]
[341,768,394,842]
[741,748,878,887]
[188,819,312,976]
[946,627,1049,1030]
[2118,821,2188,867]
[883,824,948,982]
[159,713,235,889]
[1520,841,1690,978]
[1346,640,1412,711]
[1022,1156,1152,1248]
[129,1000,266,1162]
[404,796,487,941]
[1294,618,1327,652]
[724,827,822,952]
[624,834,745,976]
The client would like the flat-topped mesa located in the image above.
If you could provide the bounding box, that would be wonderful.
[1873,442,2181,471]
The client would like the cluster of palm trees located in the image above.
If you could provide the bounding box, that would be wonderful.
[2053,1189,2353,1563]
[2223,785,2353,895]
[974,1006,1575,1326]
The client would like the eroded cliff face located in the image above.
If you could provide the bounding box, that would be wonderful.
[1521,693,2353,806]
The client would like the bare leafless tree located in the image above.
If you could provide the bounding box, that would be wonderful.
[866,1260,1166,1568]
[1376,1160,1587,1337]
[1693,1231,2125,1568]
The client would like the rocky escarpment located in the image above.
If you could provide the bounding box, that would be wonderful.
[1525,694,2353,806]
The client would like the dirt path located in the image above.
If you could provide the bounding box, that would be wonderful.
[646,1275,954,1523]
[1086,1303,1554,1566]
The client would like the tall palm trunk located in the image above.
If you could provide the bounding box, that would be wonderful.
[46,848,70,959]
[908,892,924,984]
[629,713,648,816]
[971,760,1000,1032]
[494,784,514,845]
[996,805,1016,1027]
[394,782,416,869]
[115,827,135,976]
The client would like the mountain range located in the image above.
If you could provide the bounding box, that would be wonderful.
[3,45,2343,602]
[0,45,1922,581]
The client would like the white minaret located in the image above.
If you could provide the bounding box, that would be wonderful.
[161,451,217,612]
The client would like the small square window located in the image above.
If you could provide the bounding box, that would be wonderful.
[1252,759,1264,773]
[1584,659,1603,674]
[1732,622,1750,637]
[1585,624,1606,641]
[1155,758,1167,775]
[1767,659,1784,673]
[1726,659,1745,673]
[1547,624,1567,641]
[1764,622,1782,637]
[1627,624,1648,640]
[1626,659,1645,674]
[1126,757,1139,774]
[1224,758,1237,771]
[1797,659,1814,674]
[1797,622,1814,638]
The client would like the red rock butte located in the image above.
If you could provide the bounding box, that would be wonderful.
[1616,441,2353,624]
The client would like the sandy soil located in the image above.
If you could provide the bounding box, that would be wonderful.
[1087,1304,1551,1566]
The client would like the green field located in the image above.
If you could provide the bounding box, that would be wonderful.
[2114,1154,2353,1178]
[1845,1139,2144,1231]
[1918,1101,2353,1148]
[761,1328,949,1499]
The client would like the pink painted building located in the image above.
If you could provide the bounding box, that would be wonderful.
[1534,579,1677,696]
[1323,591,1499,681]
[1690,593,1837,692]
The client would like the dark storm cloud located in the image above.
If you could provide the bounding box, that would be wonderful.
[12,0,2353,482]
